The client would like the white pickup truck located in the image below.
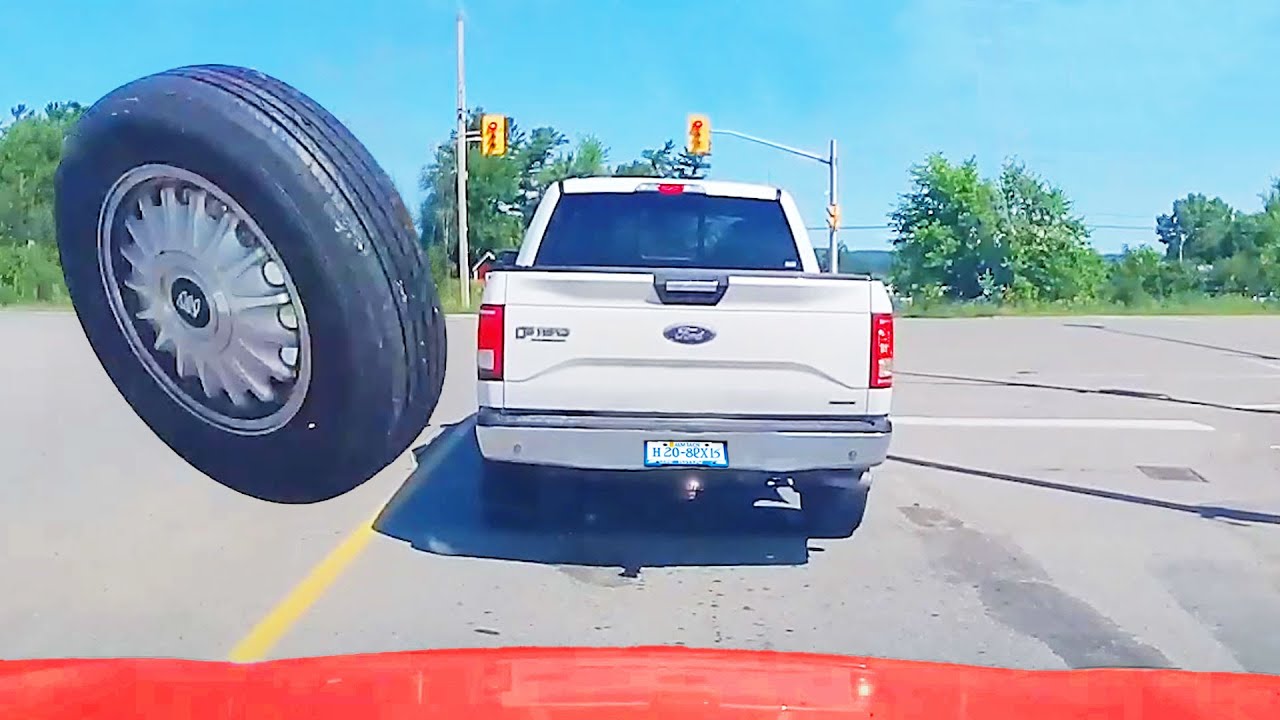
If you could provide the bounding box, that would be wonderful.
[474,177,895,537]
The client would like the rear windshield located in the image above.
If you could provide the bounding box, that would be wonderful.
[533,191,804,270]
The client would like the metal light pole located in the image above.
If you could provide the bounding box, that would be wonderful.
[828,139,839,274]
[711,128,841,273]
[455,12,470,308]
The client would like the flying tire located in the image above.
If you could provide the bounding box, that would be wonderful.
[55,65,446,503]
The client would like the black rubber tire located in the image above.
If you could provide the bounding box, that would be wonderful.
[55,65,445,503]
[479,461,541,529]
[800,479,870,539]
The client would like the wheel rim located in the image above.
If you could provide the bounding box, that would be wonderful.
[96,164,312,435]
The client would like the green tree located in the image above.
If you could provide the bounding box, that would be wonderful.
[610,140,711,178]
[1146,181,1280,298]
[611,160,653,177]
[1219,181,1280,266]
[673,148,710,179]
[417,108,527,279]
[0,101,85,246]
[0,101,83,303]
[1105,246,1202,305]
[614,141,677,177]
[995,160,1105,302]
[1155,194,1235,263]
[889,154,1105,303]
[539,135,609,183]
[888,153,1004,300]
[511,125,568,221]
[418,115,711,284]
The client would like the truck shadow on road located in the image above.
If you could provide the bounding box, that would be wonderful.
[374,418,833,570]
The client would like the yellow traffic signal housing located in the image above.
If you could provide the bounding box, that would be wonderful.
[687,114,711,155]
[826,204,841,230]
[480,114,507,156]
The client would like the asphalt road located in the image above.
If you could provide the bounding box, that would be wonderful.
[2,310,1279,674]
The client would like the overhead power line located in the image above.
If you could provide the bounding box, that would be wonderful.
[806,223,1153,232]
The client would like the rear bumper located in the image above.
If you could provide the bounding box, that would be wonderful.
[475,408,892,473]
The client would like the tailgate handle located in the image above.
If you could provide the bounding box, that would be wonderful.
[664,280,719,293]
[652,272,728,306]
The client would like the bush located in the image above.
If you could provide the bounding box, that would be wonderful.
[0,241,67,305]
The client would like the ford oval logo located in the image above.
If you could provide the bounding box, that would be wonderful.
[664,324,716,345]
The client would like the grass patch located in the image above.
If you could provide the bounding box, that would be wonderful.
[435,276,484,314]
[898,294,1280,318]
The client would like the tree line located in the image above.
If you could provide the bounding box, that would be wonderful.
[888,153,1280,308]
[0,102,84,303]
[2,99,1276,310]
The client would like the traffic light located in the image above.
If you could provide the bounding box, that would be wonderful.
[687,114,711,156]
[826,203,841,230]
[480,114,507,156]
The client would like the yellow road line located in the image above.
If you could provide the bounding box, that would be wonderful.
[227,516,378,662]
[227,426,466,662]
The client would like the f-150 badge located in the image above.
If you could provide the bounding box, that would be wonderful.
[515,326,569,342]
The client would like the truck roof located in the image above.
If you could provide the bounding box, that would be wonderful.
[560,176,783,201]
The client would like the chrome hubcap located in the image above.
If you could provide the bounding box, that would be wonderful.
[97,165,311,435]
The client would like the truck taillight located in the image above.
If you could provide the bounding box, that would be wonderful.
[870,313,894,389]
[477,304,504,381]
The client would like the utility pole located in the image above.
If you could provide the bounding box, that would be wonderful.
[828,139,839,274]
[455,12,470,308]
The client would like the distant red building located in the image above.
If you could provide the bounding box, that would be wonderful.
[471,251,495,284]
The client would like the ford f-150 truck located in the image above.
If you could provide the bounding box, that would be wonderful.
[474,177,895,537]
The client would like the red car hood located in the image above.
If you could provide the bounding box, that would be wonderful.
[1,646,1276,719]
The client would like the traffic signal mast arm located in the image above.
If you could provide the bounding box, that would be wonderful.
[710,127,829,164]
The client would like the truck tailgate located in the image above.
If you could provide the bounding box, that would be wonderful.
[490,270,876,416]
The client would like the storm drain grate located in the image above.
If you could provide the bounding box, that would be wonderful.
[1137,465,1207,483]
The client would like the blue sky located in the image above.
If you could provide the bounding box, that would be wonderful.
[3,0,1278,253]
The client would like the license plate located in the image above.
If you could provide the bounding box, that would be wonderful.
[644,441,728,468]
